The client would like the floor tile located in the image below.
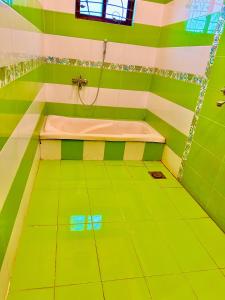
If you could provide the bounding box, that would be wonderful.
[89,188,125,222]
[116,190,152,221]
[56,225,100,285]
[34,161,60,190]
[58,188,90,225]
[10,227,56,290]
[60,161,85,180]
[141,188,181,221]
[146,274,196,300]
[25,190,59,226]
[125,161,146,167]
[38,161,61,179]
[84,164,109,180]
[129,221,180,276]
[7,288,54,300]
[127,166,153,181]
[185,270,225,299]
[86,179,112,189]
[106,165,132,180]
[55,283,104,299]
[95,222,143,281]
[9,160,225,300]
[60,180,87,189]
[164,188,207,219]
[188,218,225,268]
[103,278,151,300]
[159,220,217,272]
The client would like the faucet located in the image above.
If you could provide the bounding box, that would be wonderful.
[72,75,88,89]
[216,100,225,107]
[217,87,225,107]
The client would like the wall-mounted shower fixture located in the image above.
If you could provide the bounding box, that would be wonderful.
[216,100,225,107]
[72,39,108,106]
[72,75,88,89]
[220,87,225,95]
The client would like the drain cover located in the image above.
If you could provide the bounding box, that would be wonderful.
[149,171,166,179]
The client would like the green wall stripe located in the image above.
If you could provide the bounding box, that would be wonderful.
[24,64,152,92]
[0,131,40,268]
[45,102,146,121]
[10,5,215,48]
[158,15,215,47]
[150,75,201,111]
[145,110,186,157]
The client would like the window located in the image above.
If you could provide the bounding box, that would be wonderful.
[186,0,223,34]
[75,0,135,26]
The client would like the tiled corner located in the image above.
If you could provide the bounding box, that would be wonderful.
[83,141,105,160]
[40,140,61,160]
[123,142,145,160]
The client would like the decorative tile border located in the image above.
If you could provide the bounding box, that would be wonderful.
[0,56,44,89]
[45,56,206,86]
[178,6,225,180]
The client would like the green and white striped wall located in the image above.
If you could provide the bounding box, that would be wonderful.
[0,1,44,298]
[40,139,164,161]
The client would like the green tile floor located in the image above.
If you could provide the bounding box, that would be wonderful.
[8,161,225,299]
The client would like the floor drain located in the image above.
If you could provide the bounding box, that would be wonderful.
[149,171,166,179]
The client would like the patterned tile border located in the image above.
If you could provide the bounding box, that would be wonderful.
[178,6,225,180]
[45,56,206,86]
[0,56,44,89]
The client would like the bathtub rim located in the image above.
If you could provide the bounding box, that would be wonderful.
[40,115,166,144]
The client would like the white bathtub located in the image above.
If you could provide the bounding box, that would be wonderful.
[40,115,165,143]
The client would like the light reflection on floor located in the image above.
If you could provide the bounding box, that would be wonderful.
[70,215,103,231]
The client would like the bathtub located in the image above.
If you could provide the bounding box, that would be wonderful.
[40,115,165,143]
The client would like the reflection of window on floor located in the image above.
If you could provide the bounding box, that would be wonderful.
[2,0,13,5]
[70,215,102,231]
[186,0,223,34]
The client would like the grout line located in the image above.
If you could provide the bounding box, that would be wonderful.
[86,188,106,300]
[53,161,62,300]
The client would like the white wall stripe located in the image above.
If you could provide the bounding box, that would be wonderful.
[36,83,149,109]
[147,92,194,136]
[43,34,211,75]
[162,0,223,26]
[39,0,222,27]
[155,46,211,76]
[39,0,164,26]
[43,34,157,68]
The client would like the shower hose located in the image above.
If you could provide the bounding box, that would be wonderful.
[76,40,107,106]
